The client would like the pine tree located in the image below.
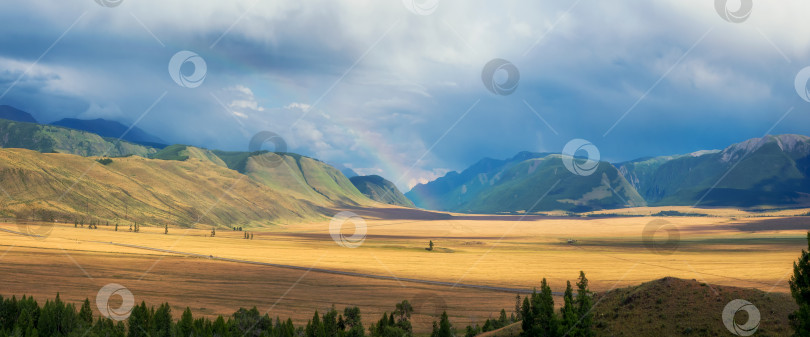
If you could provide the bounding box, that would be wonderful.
[164,224,168,235]
[560,281,576,336]
[437,311,453,337]
[791,232,810,335]
[533,278,558,337]
[575,271,593,337]
[115,223,118,231]
[177,307,194,337]
[79,298,93,326]
[152,303,172,337]
[515,294,522,321]
[521,295,533,336]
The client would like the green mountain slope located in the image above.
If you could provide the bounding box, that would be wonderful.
[51,117,166,148]
[242,152,370,206]
[153,145,227,167]
[154,146,371,208]
[350,175,415,207]
[407,152,644,213]
[617,134,810,206]
[0,148,372,228]
[0,119,156,157]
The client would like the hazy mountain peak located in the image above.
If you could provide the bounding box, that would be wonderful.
[688,150,720,157]
[0,105,37,123]
[771,134,810,153]
[722,134,810,162]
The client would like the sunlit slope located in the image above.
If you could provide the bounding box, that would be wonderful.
[154,147,372,207]
[0,148,370,227]
[242,152,369,206]
[152,144,227,167]
[0,119,156,157]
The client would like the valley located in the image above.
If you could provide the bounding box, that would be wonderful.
[2,206,806,333]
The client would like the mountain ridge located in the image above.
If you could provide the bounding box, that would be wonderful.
[615,134,810,207]
[406,152,644,213]
[51,117,167,148]
[350,175,414,207]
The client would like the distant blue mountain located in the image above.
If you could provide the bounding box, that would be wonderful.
[50,118,167,148]
[0,105,37,123]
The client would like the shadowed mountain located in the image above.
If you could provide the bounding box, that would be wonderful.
[0,105,37,123]
[51,118,167,148]
[617,134,810,207]
[407,152,644,213]
[329,162,359,178]
[350,175,415,207]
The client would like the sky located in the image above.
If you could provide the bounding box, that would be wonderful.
[2,0,810,191]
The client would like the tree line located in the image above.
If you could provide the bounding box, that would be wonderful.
[0,273,595,337]
[0,294,461,337]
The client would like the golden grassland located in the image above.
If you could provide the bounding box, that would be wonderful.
[1,207,808,332]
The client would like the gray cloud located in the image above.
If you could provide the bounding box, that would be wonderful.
[1,0,809,190]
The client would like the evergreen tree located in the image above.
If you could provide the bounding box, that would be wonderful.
[537,278,558,337]
[792,232,810,335]
[430,322,440,337]
[575,272,593,337]
[514,294,522,321]
[152,303,172,337]
[560,281,576,336]
[520,295,532,336]
[164,224,168,235]
[177,307,194,337]
[79,298,93,327]
[498,309,508,327]
[437,311,453,337]
[127,302,150,337]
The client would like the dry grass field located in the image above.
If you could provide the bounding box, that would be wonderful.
[1,206,808,333]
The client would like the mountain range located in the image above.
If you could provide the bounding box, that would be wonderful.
[405,152,645,213]
[616,134,810,207]
[2,105,810,217]
[0,107,415,227]
[408,134,810,212]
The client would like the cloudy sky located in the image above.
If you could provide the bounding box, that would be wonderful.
[2,0,810,190]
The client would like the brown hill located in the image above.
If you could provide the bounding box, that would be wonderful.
[0,148,377,228]
[473,277,796,337]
